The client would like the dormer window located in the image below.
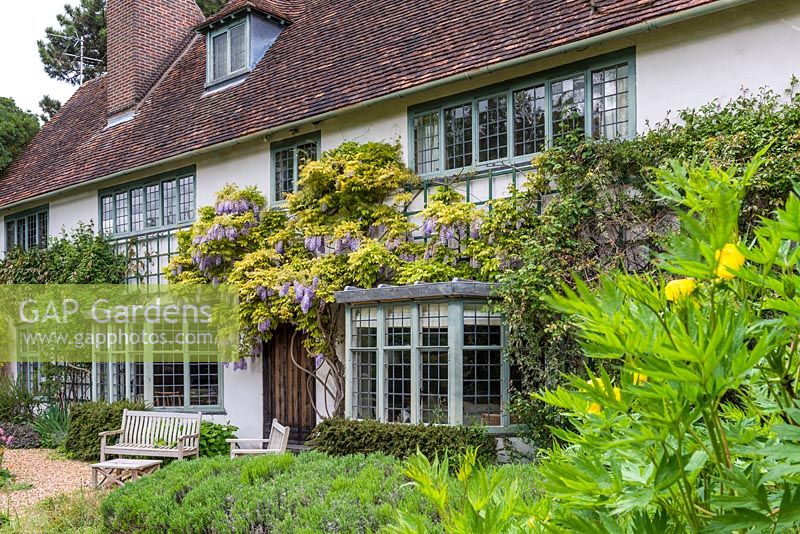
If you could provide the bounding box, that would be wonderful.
[200,8,288,90]
[208,21,249,84]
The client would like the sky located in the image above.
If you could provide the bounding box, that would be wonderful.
[0,0,79,114]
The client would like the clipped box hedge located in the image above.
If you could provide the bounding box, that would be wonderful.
[308,418,497,464]
[63,400,145,461]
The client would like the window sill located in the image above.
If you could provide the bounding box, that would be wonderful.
[204,71,249,94]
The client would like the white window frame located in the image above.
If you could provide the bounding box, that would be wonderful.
[5,205,48,252]
[206,17,251,86]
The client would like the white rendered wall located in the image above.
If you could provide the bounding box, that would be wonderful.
[635,0,800,132]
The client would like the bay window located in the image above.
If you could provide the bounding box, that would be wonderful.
[410,50,635,176]
[340,282,509,428]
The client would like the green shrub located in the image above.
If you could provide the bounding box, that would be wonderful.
[34,405,69,449]
[198,420,237,457]
[101,452,437,533]
[308,418,497,465]
[0,376,39,423]
[240,453,293,484]
[63,401,144,461]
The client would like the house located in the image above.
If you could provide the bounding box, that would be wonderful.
[1,0,798,443]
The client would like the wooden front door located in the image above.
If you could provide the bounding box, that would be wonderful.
[263,327,317,443]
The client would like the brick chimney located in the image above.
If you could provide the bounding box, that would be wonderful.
[106,0,204,120]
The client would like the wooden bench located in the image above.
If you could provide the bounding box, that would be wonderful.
[227,418,290,458]
[100,410,201,461]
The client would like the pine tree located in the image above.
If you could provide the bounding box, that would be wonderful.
[37,0,226,86]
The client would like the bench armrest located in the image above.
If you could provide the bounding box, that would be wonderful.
[98,429,123,437]
[226,438,270,443]
[177,433,200,443]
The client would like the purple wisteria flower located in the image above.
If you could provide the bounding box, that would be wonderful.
[422,218,436,236]
[469,220,482,239]
[257,319,271,333]
[334,233,361,254]
[233,357,249,371]
[255,286,272,301]
[314,354,325,369]
[275,240,285,255]
[439,225,455,243]
[304,235,326,255]
[279,282,291,297]
[300,293,314,314]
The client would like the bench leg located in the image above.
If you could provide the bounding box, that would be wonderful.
[92,467,98,489]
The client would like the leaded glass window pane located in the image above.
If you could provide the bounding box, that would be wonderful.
[37,211,48,248]
[5,221,14,249]
[131,188,144,232]
[551,74,585,142]
[101,195,114,234]
[478,95,508,162]
[592,63,630,139]
[413,112,440,174]
[419,303,449,423]
[513,84,546,156]
[212,33,228,81]
[178,176,195,222]
[229,23,247,72]
[274,148,295,201]
[114,191,129,233]
[26,214,37,249]
[444,104,472,170]
[385,305,412,423]
[153,322,184,407]
[353,351,377,419]
[352,307,378,419]
[162,180,177,226]
[15,221,24,249]
[145,184,160,228]
[190,361,220,406]
[463,304,503,426]
[420,303,448,347]
[420,350,448,423]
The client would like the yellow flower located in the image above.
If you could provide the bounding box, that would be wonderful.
[633,372,648,385]
[665,278,696,302]
[585,380,621,414]
[714,243,745,280]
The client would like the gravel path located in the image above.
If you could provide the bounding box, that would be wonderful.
[0,449,92,513]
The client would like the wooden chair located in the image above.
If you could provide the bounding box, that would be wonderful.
[227,418,290,458]
[99,410,202,461]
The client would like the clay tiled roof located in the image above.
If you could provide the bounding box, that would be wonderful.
[197,0,298,29]
[1,0,727,209]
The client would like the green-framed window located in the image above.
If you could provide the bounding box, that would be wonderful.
[345,300,508,428]
[99,169,195,238]
[91,322,223,411]
[409,50,635,177]
[99,168,195,285]
[271,132,321,204]
[206,17,250,86]
[5,205,48,251]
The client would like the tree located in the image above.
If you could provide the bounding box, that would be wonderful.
[39,95,62,123]
[38,1,226,86]
[0,97,39,174]
[37,0,106,85]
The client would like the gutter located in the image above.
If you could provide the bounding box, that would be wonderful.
[0,0,757,213]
